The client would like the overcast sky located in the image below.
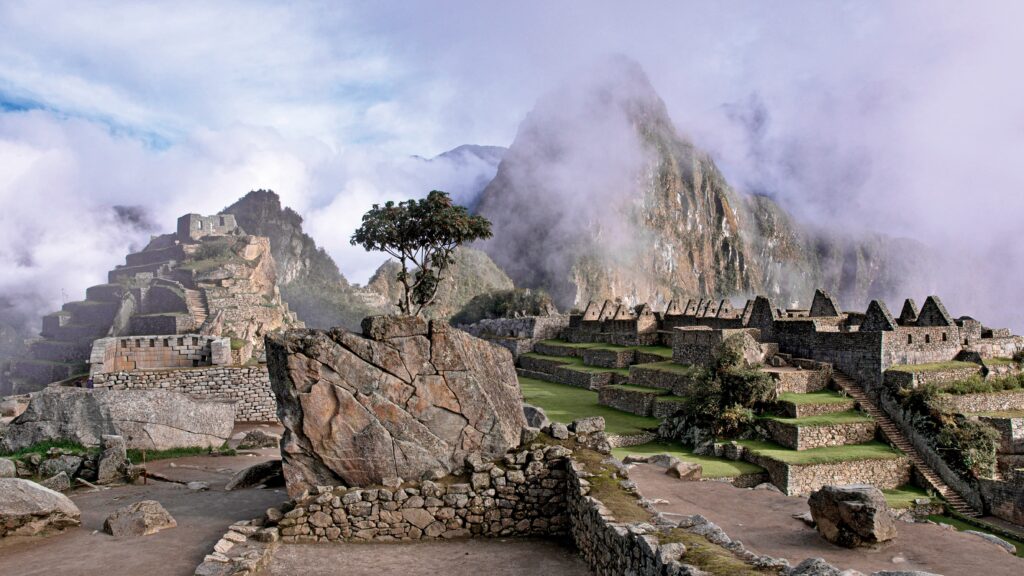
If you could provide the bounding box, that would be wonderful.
[1,1,1022,330]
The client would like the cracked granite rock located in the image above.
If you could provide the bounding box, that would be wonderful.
[266,316,526,496]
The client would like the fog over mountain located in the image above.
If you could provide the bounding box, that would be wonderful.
[1,1,1023,333]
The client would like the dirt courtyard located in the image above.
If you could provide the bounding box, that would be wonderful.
[629,463,1024,576]
[261,539,591,576]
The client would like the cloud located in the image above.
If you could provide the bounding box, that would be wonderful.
[1,1,1023,332]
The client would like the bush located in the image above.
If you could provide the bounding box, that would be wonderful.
[450,288,556,325]
[195,238,235,261]
[718,404,755,438]
[1014,350,1024,364]
[719,367,776,409]
[943,374,1024,395]
[934,416,999,478]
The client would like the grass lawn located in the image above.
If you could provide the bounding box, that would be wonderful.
[984,357,1018,366]
[777,391,852,405]
[537,339,605,349]
[926,515,1024,557]
[520,352,576,364]
[522,353,630,377]
[883,485,930,509]
[0,440,88,459]
[632,345,674,358]
[632,360,705,376]
[887,361,980,373]
[605,384,668,395]
[761,410,873,427]
[611,441,764,479]
[126,445,235,462]
[538,339,674,359]
[735,439,903,465]
[519,376,660,435]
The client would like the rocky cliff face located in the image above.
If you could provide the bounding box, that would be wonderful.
[265,316,526,496]
[475,56,928,311]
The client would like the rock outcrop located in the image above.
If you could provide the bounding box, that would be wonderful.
[266,316,526,496]
[808,484,897,547]
[103,500,177,536]
[0,478,81,537]
[1,388,235,452]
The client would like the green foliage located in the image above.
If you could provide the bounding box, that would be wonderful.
[934,416,999,478]
[936,374,1024,395]
[887,361,980,373]
[718,404,755,437]
[712,334,746,371]
[350,191,492,316]
[0,440,88,459]
[230,338,246,351]
[450,288,556,325]
[718,367,776,408]
[126,444,236,462]
[195,237,235,261]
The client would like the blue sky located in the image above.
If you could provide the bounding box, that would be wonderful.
[1,1,1023,330]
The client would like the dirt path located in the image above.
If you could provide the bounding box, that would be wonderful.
[0,450,286,576]
[629,463,1024,576]
[263,539,591,576]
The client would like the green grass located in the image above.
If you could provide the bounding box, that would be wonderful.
[777,391,852,405]
[655,395,689,404]
[521,352,629,376]
[519,376,660,436]
[632,345,674,358]
[612,441,764,479]
[761,410,873,427]
[126,444,236,462]
[927,515,1024,557]
[520,352,577,364]
[537,339,605,349]
[230,337,247,351]
[883,485,930,509]
[604,384,668,395]
[984,357,1018,366]
[0,440,88,459]
[537,339,674,358]
[659,529,773,574]
[570,445,653,523]
[888,361,980,373]
[736,439,903,465]
[631,360,704,376]
[974,410,1024,419]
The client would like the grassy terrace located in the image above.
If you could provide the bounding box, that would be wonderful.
[631,360,705,376]
[604,384,668,395]
[761,410,873,427]
[520,352,631,376]
[735,439,903,465]
[611,441,764,479]
[883,485,930,509]
[887,361,980,373]
[537,339,674,358]
[519,376,660,436]
[777,391,852,405]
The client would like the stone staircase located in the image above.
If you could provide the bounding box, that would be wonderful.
[831,370,981,517]
[184,289,209,327]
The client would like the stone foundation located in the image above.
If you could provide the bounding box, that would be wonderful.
[741,451,911,495]
[934,390,1024,414]
[628,364,702,395]
[597,386,663,416]
[583,348,635,368]
[652,397,688,419]
[761,419,877,451]
[765,367,830,393]
[777,398,855,418]
[91,365,274,422]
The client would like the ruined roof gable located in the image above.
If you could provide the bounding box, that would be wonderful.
[581,301,600,320]
[861,300,897,331]
[809,289,842,317]
[917,295,954,327]
[898,299,919,325]
[664,300,682,316]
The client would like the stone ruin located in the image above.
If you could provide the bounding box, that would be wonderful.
[265,315,526,496]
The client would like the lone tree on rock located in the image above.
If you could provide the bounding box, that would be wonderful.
[351,191,492,316]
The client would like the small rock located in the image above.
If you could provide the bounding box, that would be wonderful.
[0,458,16,478]
[103,500,177,536]
[381,476,403,489]
[40,472,71,492]
[0,478,81,537]
[793,511,816,527]
[809,484,897,548]
[788,557,842,576]
[520,426,540,445]
[570,416,605,435]
[213,538,234,554]
[963,530,1016,554]
[621,454,650,464]
[265,507,283,524]
[38,455,82,479]
[96,435,127,485]
[647,454,681,469]
[549,422,569,440]
[187,481,210,492]
[666,461,702,481]
[237,429,281,450]
[754,482,782,493]
[522,404,549,429]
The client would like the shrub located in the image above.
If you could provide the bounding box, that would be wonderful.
[195,238,235,261]
[934,416,999,478]
[718,404,755,438]
[719,367,776,409]
[450,288,556,325]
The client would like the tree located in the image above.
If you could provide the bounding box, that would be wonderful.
[351,191,492,316]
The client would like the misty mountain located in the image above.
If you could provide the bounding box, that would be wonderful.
[475,56,931,311]
[412,145,506,210]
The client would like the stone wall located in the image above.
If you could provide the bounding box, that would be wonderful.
[457,315,569,359]
[772,322,885,389]
[932,390,1024,414]
[761,419,876,451]
[628,365,702,395]
[777,399,855,418]
[978,472,1024,525]
[743,451,910,495]
[89,334,231,376]
[128,313,192,336]
[597,386,659,416]
[977,415,1024,454]
[766,367,830,393]
[278,443,571,543]
[583,348,635,368]
[91,365,274,422]
[883,365,983,390]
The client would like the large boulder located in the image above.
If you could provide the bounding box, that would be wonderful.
[808,484,897,548]
[0,478,81,537]
[96,435,128,484]
[266,316,527,495]
[103,500,176,536]
[1,388,235,452]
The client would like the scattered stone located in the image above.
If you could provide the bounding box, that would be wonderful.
[187,481,210,492]
[621,454,650,464]
[647,454,681,469]
[963,530,1016,554]
[522,403,549,428]
[793,511,816,527]
[40,471,71,492]
[808,484,897,548]
[38,454,83,479]
[520,426,540,445]
[666,461,702,480]
[103,500,177,536]
[0,478,81,537]
[225,460,284,491]
[237,429,280,450]
[265,318,526,496]
[264,507,283,524]
[1,387,235,452]
[788,558,842,576]
[754,482,783,493]
[0,458,15,478]
[96,435,127,484]
[570,416,605,435]
[548,422,569,440]
[381,476,403,489]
